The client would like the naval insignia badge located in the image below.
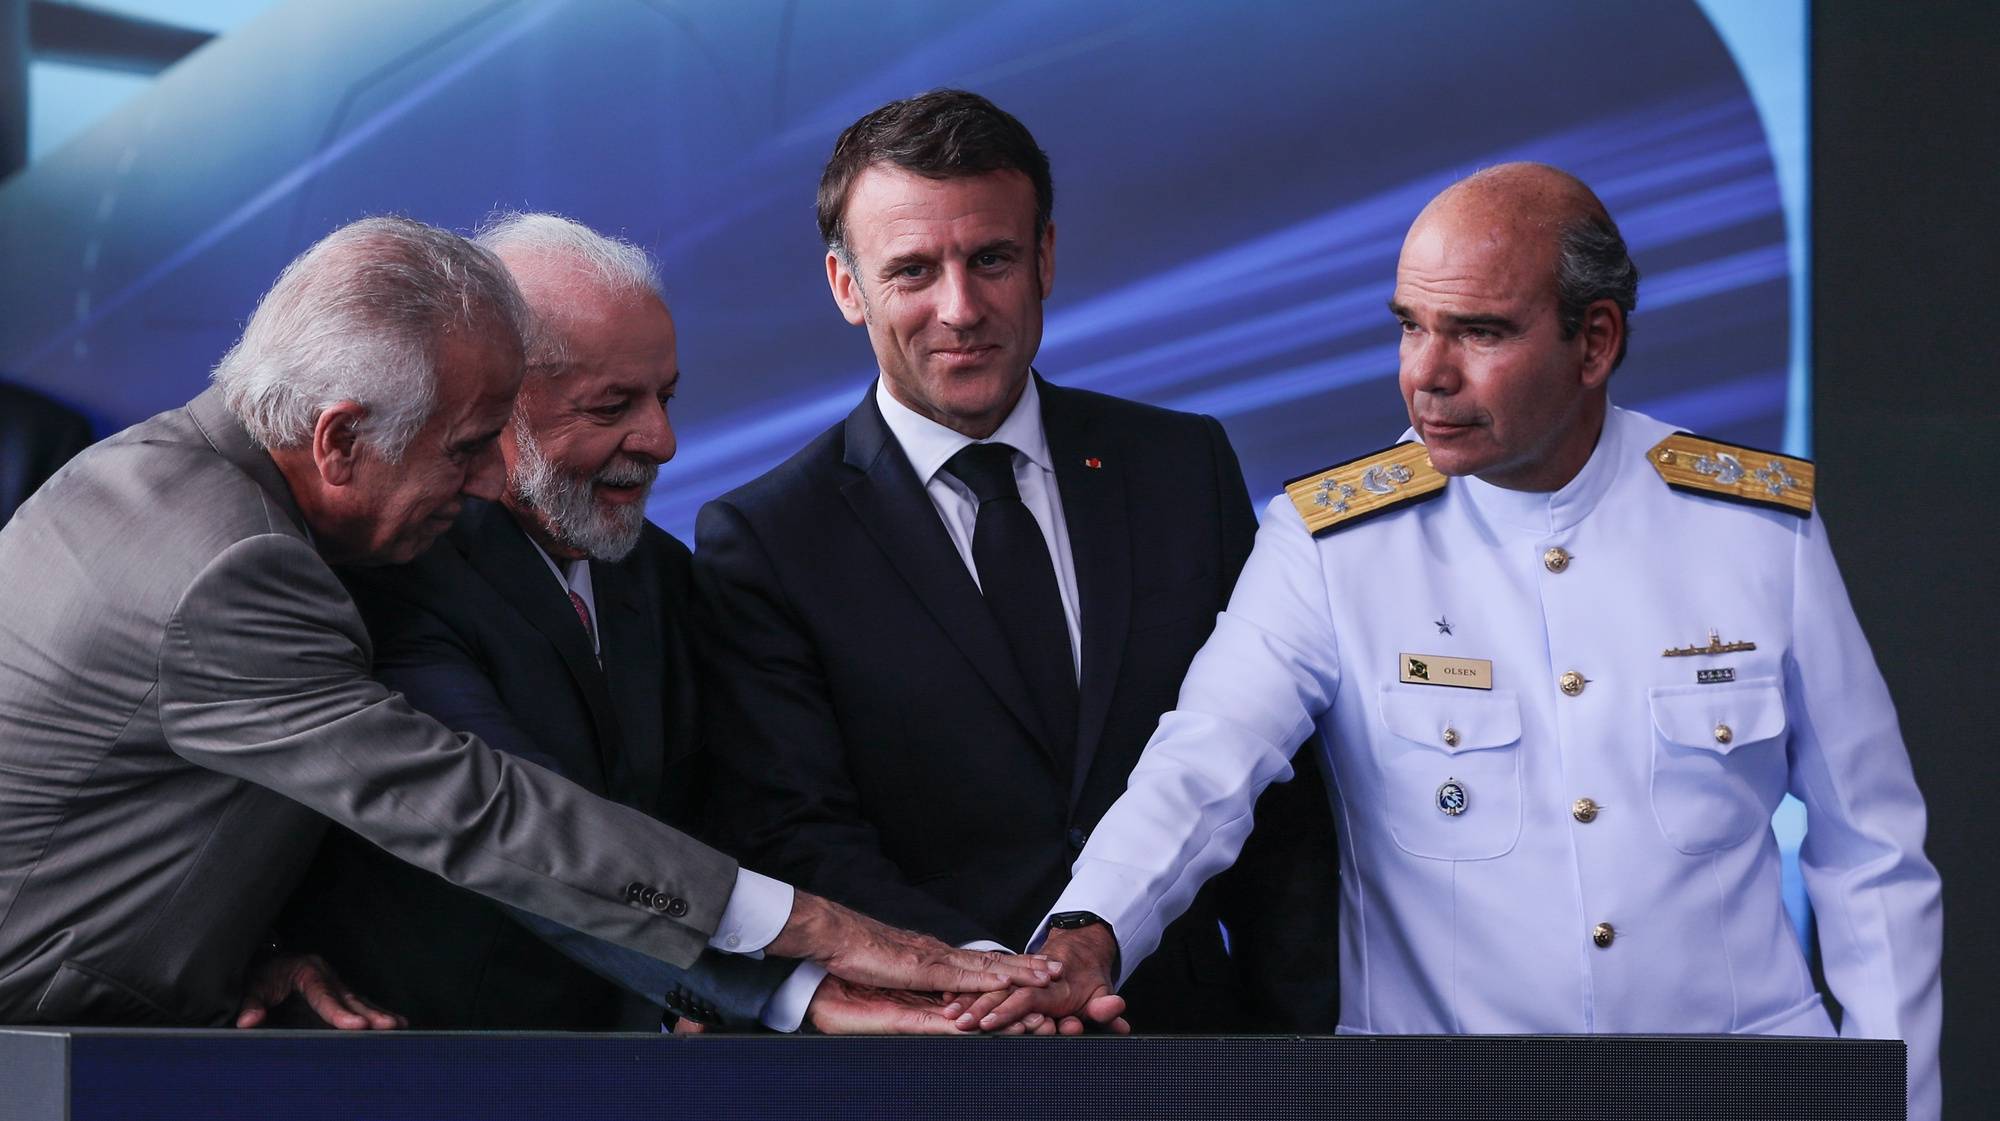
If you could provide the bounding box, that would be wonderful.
[1664,629,1757,657]
[1647,432,1814,516]
[1437,778,1468,816]
[1284,442,1446,535]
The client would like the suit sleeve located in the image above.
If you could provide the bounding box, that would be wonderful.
[334,566,791,1022]
[157,532,738,970]
[694,498,1003,948]
[1783,512,1943,1119]
[1046,495,1343,982]
[1195,416,1342,1031]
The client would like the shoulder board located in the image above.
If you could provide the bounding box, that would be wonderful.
[1646,432,1814,516]
[1284,441,1446,535]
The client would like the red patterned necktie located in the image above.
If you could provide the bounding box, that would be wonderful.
[568,589,596,649]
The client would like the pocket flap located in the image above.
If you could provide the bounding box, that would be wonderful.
[1378,685,1522,753]
[1648,677,1786,754]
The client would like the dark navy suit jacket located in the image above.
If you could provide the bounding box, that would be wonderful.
[695,378,1339,1031]
[284,499,788,1029]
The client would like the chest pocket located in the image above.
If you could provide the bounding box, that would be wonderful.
[1375,685,1523,861]
[1648,678,1789,854]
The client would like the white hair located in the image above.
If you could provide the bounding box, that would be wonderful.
[473,212,663,374]
[210,216,528,462]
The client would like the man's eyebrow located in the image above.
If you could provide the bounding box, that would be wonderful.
[1441,311,1520,331]
[877,250,934,276]
[1386,300,1520,332]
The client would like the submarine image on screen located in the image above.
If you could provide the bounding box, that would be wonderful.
[0,0,1790,538]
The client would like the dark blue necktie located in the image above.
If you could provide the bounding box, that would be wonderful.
[943,442,1078,765]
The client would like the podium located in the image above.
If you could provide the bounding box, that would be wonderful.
[0,1030,1904,1120]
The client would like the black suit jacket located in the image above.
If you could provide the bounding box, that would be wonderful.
[0,381,94,528]
[284,499,785,1029]
[695,378,1337,1031]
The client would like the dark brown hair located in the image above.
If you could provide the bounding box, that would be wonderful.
[816,89,1053,256]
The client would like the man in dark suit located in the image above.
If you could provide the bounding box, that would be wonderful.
[696,90,1337,1032]
[0,380,94,528]
[285,214,967,1033]
[0,214,1052,1032]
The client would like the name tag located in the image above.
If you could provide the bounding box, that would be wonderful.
[1399,653,1493,690]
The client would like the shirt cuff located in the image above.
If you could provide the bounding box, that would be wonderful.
[760,962,824,1032]
[708,867,793,957]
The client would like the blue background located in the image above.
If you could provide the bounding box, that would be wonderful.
[0,0,1814,946]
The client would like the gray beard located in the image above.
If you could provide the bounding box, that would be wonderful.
[510,424,656,562]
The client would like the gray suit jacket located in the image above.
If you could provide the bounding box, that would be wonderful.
[0,389,737,1025]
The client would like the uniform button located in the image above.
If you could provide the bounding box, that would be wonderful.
[666,897,690,918]
[1067,826,1089,851]
[624,882,644,901]
[1592,922,1616,949]
[1559,670,1586,697]
[648,895,669,913]
[1441,725,1460,748]
[724,933,740,950]
[1571,797,1599,824]
[1713,723,1733,745]
[1543,546,1571,574]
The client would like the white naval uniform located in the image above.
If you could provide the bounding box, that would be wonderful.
[1047,406,1942,1117]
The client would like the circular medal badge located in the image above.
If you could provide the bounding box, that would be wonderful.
[1436,778,1468,816]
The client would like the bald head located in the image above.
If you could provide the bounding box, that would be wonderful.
[1390,164,1636,492]
[1409,163,1638,365]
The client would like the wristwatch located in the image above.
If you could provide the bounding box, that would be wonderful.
[1047,911,1120,979]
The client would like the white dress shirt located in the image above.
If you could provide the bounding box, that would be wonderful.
[875,374,1083,681]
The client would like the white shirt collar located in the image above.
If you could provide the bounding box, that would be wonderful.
[874,374,1053,485]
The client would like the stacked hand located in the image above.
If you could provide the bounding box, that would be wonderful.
[943,924,1129,1035]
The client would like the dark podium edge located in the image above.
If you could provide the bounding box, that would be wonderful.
[0,1029,1906,1121]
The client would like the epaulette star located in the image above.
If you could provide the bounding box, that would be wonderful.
[1284,441,1446,535]
[1647,432,1814,516]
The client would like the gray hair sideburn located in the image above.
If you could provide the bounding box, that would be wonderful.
[211,216,527,462]
[1554,212,1640,369]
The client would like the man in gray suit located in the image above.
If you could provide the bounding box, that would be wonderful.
[0,216,1051,1030]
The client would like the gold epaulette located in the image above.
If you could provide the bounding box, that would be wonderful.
[1284,441,1446,535]
[1646,432,1814,516]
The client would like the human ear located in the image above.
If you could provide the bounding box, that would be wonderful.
[312,401,368,487]
[827,250,867,326]
[1577,299,1623,389]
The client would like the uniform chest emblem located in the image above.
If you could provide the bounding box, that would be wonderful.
[1437,778,1468,816]
[1400,652,1493,690]
[1663,629,1756,657]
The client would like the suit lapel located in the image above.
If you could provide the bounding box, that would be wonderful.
[593,557,669,812]
[1042,380,1133,807]
[838,390,1059,764]
[459,502,617,791]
